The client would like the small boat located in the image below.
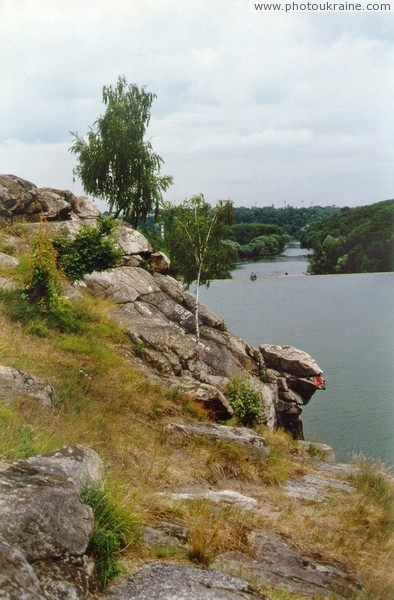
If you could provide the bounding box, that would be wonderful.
[250,273,257,281]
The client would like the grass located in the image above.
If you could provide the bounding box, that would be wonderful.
[0,225,393,596]
[81,483,142,591]
[185,500,252,566]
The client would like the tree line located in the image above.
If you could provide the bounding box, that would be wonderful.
[299,200,394,274]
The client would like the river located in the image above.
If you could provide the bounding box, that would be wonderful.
[199,244,394,468]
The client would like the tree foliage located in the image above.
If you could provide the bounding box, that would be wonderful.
[233,205,339,236]
[161,195,234,341]
[300,200,394,274]
[70,76,173,227]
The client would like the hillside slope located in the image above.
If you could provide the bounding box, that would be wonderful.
[0,175,393,599]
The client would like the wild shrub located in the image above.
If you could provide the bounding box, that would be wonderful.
[53,217,122,282]
[26,220,64,309]
[225,375,262,427]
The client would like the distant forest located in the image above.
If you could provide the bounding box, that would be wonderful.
[146,201,393,274]
[225,205,338,261]
[299,200,394,274]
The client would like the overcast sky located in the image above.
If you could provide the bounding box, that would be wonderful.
[1,0,393,211]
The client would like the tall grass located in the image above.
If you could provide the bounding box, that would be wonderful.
[81,484,141,590]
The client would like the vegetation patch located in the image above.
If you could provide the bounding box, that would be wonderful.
[81,484,141,590]
[225,375,263,427]
[53,217,122,282]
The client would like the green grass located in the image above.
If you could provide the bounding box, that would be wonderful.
[81,484,142,590]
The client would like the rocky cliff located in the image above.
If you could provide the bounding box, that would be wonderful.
[0,174,325,440]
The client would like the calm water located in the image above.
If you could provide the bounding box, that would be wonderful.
[200,245,394,467]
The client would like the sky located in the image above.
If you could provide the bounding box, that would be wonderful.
[1,0,393,212]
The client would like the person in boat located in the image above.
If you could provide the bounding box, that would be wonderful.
[250,272,257,281]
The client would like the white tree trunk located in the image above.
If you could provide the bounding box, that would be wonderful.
[195,265,202,343]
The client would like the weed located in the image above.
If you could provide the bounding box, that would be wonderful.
[133,339,145,358]
[347,457,393,535]
[26,219,64,309]
[225,375,263,427]
[26,319,50,337]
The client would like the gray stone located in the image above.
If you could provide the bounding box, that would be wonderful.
[284,474,355,502]
[0,461,93,561]
[66,193,100,219]
[298,440,336,462]
[115,222,152,256]
[142,526,186,550]
[177,381,234,420]
[32,555,93,600]
[0,276,17,290]
[150,251,171,273]
[0,539,47,600]
[260,344,323,377]
[0,447,98,599]
[0,252,19,268]
[25,444,104,492]
[158,489,258,510]
[0,365,54,407]
[214,530,363,598]
[101,562,268,599]
[0,175,73,222]
[165,422,269,456]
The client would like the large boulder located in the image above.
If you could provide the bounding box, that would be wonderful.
[0,252,19,268]
[0,462,93,561]
[0,445,103,599]
[25,444,104,492]
[0,175,100,225]
[260,344,323,378]
[0,175,72,222]
[0,540,47,600]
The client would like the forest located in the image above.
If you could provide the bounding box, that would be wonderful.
[299,199,394,274]
[224,205,338,261]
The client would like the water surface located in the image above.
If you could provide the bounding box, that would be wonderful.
[200,246,394,466]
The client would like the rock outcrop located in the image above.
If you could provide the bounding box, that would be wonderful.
[164,422,269,455]
[0,174,325,439]
[213,530,363,598]
[0,445,103,599]
[101,562,268,600]
[0,174,99,224]
[0,365,54,407]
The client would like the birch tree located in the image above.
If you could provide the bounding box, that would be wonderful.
[162,195,234,342]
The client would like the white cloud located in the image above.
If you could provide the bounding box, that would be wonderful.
[0,0,393,209]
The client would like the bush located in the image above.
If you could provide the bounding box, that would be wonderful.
[53,217,122,282]
[225,375,263,427]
